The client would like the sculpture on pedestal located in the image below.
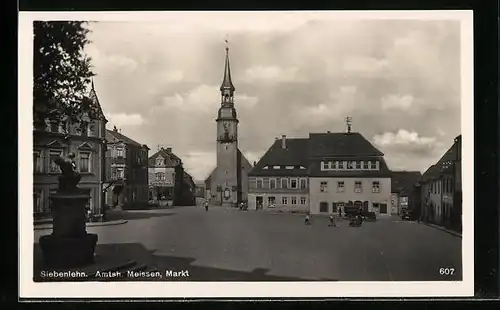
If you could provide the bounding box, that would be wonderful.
[39,152,98,269]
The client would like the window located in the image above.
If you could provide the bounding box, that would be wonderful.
[58,121,67,134]
[300,197,306,205]
[300,178,307,189]
[276,178,281,188]
[87,124,96,137]
[290,178,298,189]
[380,203,388,214]
[319,202,328,213]
[281,178,288,189]
[367,161,372,169]
[285,166,294,170]
[256,179,263,189]
[354,181,362,193]
[320,181,328,192]
[355,161,361,169]
[291,197,297,205]
[33,189,43,213]
[33,150,43,173]
[342,161,347,169]
[372,181,380,193]
[273,165,280,169]
[320,161,326,170]
[49,150,62,173]
[49,121,59,133]
[270,179,276,189]
[327,161,333,169]
[347,161,355,169]
[375,161,380,170]
[268,196,276,205]
[263,178,269,188]
[156,158,164,166]
[363,161,369,169]
[337,181,345,192]
[79,152,91,173]
[156,172,165,181]
[117,147,124,157]
[282,197,288,205]
[333,161,338,170]
[116,168,124,179]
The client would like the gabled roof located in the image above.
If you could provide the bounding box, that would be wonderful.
[422,138,459,181]
[89,80,108,122]
[106,129,144,148]
[183,171,195,188]
[148,148,182,167]
[308,132,384,157]
[248,138,309,176]
[391,171,422,193]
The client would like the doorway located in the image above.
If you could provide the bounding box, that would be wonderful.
[256,196,263,210]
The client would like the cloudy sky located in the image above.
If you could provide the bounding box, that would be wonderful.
[84,12,461,181]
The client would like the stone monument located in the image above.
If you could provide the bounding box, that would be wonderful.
[39,153,98,268]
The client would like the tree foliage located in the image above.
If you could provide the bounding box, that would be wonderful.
[33,21,98,127]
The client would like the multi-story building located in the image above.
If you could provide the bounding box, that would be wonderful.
[420,135,462,231]
[33,83,107,220]
[248,120,392,216]
[148,147,191,206]
[308,130,392,216]
[247,135,309,212]
[181,171,196,206]
[390,171,422,216]
[104,127,149,208]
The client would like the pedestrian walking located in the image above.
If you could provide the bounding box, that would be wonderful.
[305,213,311,225]
[204,201,209,211]
[329,213,337,227]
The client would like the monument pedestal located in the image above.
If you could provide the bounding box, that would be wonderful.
[39,190,98,268]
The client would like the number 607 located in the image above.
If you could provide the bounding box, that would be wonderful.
[439,268,455,275]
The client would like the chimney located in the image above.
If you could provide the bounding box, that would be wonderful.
[166,147,172,153]
[281,135,286,149]
[113,125,118,132]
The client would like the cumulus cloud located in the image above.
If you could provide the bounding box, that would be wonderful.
[107,113,145,127]
[242,65,305,83]
[381,94,415,110]
[83,16,462,179]
[373,129,437,146]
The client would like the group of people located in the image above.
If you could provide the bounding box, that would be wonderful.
[304,212,338,227]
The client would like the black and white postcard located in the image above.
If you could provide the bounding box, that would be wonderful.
[19,10,474,298]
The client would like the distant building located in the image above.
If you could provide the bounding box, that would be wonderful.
[181,171,196,206]
[104,127,149,208]
[204,46,253,207]
[194,181,206,198]
[420,135,462,231]
[148,147,181,206]
[247,135,309,212]
[33,82,107,220]
[390,171,422,216]
[248,119,393,216]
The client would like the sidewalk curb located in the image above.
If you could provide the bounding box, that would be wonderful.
[423,222,462,238]
[34,220,128,230]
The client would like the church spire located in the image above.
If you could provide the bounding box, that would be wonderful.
[220,42,235,100]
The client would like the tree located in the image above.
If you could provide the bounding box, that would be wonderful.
[33,21,97,127]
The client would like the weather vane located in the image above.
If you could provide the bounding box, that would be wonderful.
[224,35,229,51]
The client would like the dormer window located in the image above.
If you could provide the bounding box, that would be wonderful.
[263,166,269,170]
[273,165,280,170]
[299,166,306,170]
[285,166,294,170]
[116,147,124,157]
[156,158,164,166]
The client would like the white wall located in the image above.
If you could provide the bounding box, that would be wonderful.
[309,177,391,215]
[247,193,309,213]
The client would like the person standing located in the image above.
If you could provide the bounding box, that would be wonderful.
[305,213,311,225]
[204,201,209,211]
[329,213,337,227]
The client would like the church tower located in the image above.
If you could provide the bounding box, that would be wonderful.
[215,45,239,206]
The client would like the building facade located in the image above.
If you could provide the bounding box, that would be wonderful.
[247,136,309,212]
[204,46,253,207]
[33,83,107,220]
[104,127,149,208]
[390,171,422,216]
[148,147,181,206]
[420,135,462,231]
[308,131,392,216]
